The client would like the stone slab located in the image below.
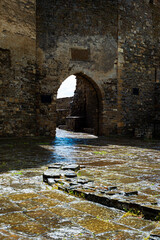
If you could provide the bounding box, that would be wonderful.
[43,170,61,182]
[48,178,56,186]
[62,164,80,171]
[64,171,77,178]
[58,186,160,221]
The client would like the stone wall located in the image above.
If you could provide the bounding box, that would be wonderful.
[154,83,160,137]
[36,0,160,138]
[36,0,118,137]
[0,0,159,138]
[0,0,36,136]
[56,97,73,126]
[152,1,160,138]
[117,0,160,137]
[70,75,100,135]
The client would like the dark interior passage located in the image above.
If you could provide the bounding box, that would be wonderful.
[56,74,100,135]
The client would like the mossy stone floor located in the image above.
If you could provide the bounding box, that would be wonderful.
[0,129,159,239]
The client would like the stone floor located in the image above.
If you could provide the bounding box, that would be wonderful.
[0,129,160,239]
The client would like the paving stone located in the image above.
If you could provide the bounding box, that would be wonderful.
[64,171,77,178]
[48,165,61,169]
[0,229,26,240]
[68,184,82,190]
[124,191,138,196]
[104,190,121,195]
[0,197,21,213]
[83,184,94,189]
[98,230,145,240]
[41,191,75,202]
[77,216,129,234]
[44,225,94,239]
[118,216,152,229]
[71,201,122,220]
[142,223,158,232]
[25,209,59,226]
[142,188,160,196]
[54,179,62,183]
[77,178,89,184]
[0,212,29,225]
[48,164,62,169]
[63,183,71,189]
[62,164,80,171]
[8,193,39,201]
[49,207,83,218]
[117,177,140,184]
[11,222,48,235]
[48,178,56,185]
[43,170,61,182]
[17,200,42,211]
[23,172,40,177]
[69,180,78,186]
[0,129,160,238]
[151,229,160,237]
[32,198,60,207]
[59,181,160,220]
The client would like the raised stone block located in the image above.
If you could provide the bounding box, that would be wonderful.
[62,164,80,171]
[43,170,61,182]
[64,171,77,178]
[48,178,56,186]
[77,178,89,184]
[48,164,62,169]
[124,191,138,196]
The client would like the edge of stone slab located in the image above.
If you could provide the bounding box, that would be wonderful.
[58,185,160,221]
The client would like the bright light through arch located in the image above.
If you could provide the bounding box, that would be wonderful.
[57,75,77,99]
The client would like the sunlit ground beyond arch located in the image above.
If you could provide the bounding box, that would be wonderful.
[57,75,77,99]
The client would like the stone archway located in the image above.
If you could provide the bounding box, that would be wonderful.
[56,73,103,136]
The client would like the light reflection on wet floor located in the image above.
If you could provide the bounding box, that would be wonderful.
[0,128,160,239]
[0,128,160,170]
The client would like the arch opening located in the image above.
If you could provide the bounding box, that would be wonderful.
[56,73,103,136]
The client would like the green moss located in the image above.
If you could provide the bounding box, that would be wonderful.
[123,208,143,218]
[12,171,23,175]
[77,172,81,176]
[93,151,108,155]
[155,213,160,221]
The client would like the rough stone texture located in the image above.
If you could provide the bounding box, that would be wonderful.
[69,75,100,135]
[0,130,160,238]
[56,97,73,126]
[154,83,160,137]
[36,0,118,137]
[0,0,160,137]
[0,0,36,136]
[56,97,73,110]
[35,0,160,138]
[117,0,160,137]
[43,163,160,221]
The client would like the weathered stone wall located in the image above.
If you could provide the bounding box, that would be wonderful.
[0,0,159,138]
[56,97,73,110]
[152,1,160,138]
[0,0,36,136]
[117,0,160,137]
[56,97,73,126]
[70,75,99,135]
[36,0,118,136]
[154,83,160,137]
